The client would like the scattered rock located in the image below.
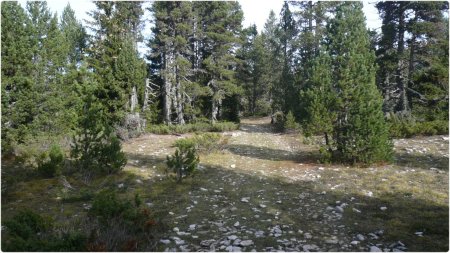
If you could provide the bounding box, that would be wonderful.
[160,239,171,245]
[350,241,359,245]
[135,179,143,184]
[240,240,254,247]
[118,183,124,188]
[353,208,361,213]
[241,198,249,203]
[188,224,196,231]
[370,246,382,252]
[414,231,423,237]
[335,206,344,213]
[173,227,179,232]
[228,235,238,241]
[230,164,236,168]
[325,238,338,244]
[234,221,240,227]
[356,234,365,241]
[169,212,174,215]
[200,239,216,247]
[255,230,264,238]
[304,233,313,239]
[380,206,387,211]
[303,244,319,251]
[200,188,208,192]
[259,204,267,208]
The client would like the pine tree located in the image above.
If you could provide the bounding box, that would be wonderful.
[87,2,145,126]
[327,2,392,164]
[261,10,282,115]
[60,4,87,68]
[195,2,244,123]
[300,50,336,149]
[237,26,270,116]
[274,2,297,114]
[148,1,195,124]
[1,1,35,149]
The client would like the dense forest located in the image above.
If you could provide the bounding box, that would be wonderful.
[1,1,449,251]
[2,1,448,161]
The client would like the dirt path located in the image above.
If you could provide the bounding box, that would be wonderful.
[119,117,448,252]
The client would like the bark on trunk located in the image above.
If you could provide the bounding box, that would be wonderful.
[175,64,185,125]
[130,86,138,112]
[396,3,409,114]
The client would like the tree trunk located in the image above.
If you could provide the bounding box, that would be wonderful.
[143,79,149,111]
[163,53,173,125]
[407,19,417,111]
[130,86,138,112]
[396,3,408,114]
[175,64,185,125]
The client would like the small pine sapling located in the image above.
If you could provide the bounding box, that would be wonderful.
[166,146,199,183]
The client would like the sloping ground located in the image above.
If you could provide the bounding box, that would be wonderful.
[1,117,448,252]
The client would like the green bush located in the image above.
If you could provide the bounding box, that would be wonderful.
[3,210,50,240]
[2,210,87,251]
[147,121,239,134]
[284,111,300,131]
[37,144,65,177]
[61,188,94,203]
[174,133,223,154]
[166,146,199,183]
[90,190,131,220]
[389,118,448,138]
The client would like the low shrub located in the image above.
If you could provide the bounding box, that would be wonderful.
[284,111,300,132]
[61,188,94,203]
[2,210,87,251]
[147,121,239,134]
[37,144,65,177]
[90,190,132,221]
[166,146,199,183]
[389,119,448,138]
[174,133,224,154]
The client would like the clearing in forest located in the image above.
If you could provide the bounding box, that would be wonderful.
[122,117,449,252]
[2,117,448,252]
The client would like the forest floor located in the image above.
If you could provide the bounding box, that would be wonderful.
[2,117,449,252]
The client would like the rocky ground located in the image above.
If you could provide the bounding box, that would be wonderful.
[2,117,448,252]
[121,117,449,252]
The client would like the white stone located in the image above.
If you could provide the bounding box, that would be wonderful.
[200,187,208,192]
[370,246,382,252]
[234,221,240,227]
[380,206,387,211]
[350,241,359,245]
[228,235,238,241]
[356,234,365,241]
[241,198,249,203]
[335,206,344,213]
[230,164,236,168]
[353,208,361,213]
[240,240,254,247]
[160,239,171,245]
[259,204,267,208]
[118,183,124,188]
[415,231,423,236]
[188,224,196,231]
[169,212,174,215]
[173,227,179,232]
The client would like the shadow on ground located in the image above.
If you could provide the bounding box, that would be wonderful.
[394,151,449,171]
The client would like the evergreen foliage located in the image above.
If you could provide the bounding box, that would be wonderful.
[70,80,127,176]
[166,146,199,183]
[328,2,392,164]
